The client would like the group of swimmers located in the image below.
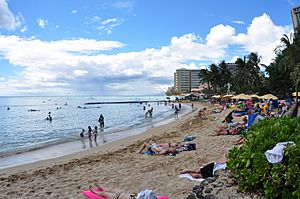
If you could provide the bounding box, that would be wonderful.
[46,112,52,122]
[145,107,154,118]
[80,114,106,146]
[80,125,106,145]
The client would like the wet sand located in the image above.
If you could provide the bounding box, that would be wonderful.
[0,102,240,199]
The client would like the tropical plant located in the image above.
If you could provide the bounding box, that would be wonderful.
[228,117,300,198]
[266,27,300,98]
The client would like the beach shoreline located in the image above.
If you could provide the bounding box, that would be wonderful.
[0,103,191,170]
[0,103,194,174]
[0,102,240,199]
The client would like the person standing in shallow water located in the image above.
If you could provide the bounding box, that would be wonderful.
[93,126,98,141]
[98,114,104,128]
[87,126,93,142]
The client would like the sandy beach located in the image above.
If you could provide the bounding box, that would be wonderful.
[0,102,240,199]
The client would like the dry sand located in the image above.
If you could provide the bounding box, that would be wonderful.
[0,102,241,199]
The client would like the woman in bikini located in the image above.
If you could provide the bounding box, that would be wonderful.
[89,184,157,199]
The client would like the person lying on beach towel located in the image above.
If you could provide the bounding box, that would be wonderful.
[214,116,247,135]
[180,154,227,179]
[137,140,180,155]
[213,126,244,136]
[85,184,166,199]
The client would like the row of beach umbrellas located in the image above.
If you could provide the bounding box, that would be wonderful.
[211,93,279,100]
[211,92,300,100]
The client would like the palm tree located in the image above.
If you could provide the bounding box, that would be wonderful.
[198,68,213,91]
[218,61,232,94]
[233,57,249,93]
[290,63,300,115]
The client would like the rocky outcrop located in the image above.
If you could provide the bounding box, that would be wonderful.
[186,169,265,199]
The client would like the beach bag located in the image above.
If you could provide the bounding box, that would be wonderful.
[186,143,196,151]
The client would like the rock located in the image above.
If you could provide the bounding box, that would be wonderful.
[206,177,215,183]
[193,185,204,191]
[192,185,204,198]
[204,188,213,193]
[226,172,234,178]
[225,179,236,187]
[204,194,218,199]
[201,180,209,186]
[212,181,224,188]
[186,193,197,199]
[196,192,204,199]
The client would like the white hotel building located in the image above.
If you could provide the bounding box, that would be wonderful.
[292,5,300,30]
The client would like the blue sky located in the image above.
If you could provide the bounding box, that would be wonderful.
[0,0,298,96]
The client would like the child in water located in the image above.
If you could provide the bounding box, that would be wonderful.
[93,126,98,141]
[80,129,85,138]
[87,126,92,141]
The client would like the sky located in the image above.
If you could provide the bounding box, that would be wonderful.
[0,0,298,96]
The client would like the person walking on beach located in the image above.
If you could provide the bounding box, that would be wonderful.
[98,114,105,128]
[175,105,179,119]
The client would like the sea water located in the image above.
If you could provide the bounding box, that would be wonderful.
[0,95,190,169]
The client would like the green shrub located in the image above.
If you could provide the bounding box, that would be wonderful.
[228,116,300,198]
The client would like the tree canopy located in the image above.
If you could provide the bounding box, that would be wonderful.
[198,27,300,98]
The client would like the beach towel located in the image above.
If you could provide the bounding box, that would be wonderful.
[82,188,105,199]
[183,135,196,142]
[265,141,295,163]
[178,173,205,182]
[82,188,170,199]
[136,189,156,199]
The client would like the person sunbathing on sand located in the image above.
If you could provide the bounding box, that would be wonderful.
[214,126,243,136]
[137,140,179,155]
[89,184,157,199]
[214,116,247,135]
[180,154,227,179]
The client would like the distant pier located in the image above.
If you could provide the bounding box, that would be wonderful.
[84,100,169,105]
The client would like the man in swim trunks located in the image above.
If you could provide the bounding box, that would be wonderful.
[180,153,227,178]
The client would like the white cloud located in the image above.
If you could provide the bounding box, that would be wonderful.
[232,20,245,25]
[110,1,134,11]
[232,13,291,64]
[0,14,291,95]
[0,0,21,30]
[37,18,47,29]
[91,16,122,34]
[206,24,235,48]
[71,10,77,14]
[20,26,27,32]
[73,69,88,77]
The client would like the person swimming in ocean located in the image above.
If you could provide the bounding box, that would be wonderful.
[46,112,52,122]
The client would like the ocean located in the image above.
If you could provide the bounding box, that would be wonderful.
[0,95,190,169]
